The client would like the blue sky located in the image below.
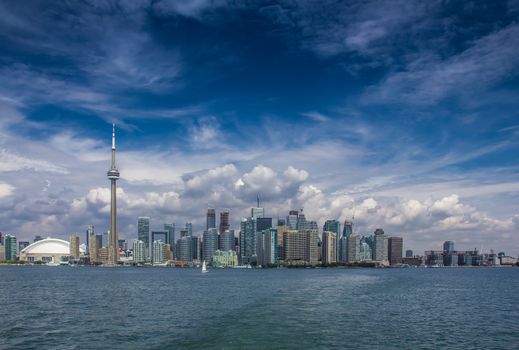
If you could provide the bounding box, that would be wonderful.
[0,0,518,254]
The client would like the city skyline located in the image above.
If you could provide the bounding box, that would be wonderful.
[0,1,518,255]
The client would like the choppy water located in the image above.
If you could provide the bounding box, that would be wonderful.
[0,266,518,349]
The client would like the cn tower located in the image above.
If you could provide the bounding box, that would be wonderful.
[107,124,120,264]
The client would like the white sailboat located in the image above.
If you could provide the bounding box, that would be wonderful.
[201,260,208,273]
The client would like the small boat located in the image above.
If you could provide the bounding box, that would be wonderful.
[201,260,208,273]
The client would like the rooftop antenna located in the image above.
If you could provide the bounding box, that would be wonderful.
[257,194,260,208]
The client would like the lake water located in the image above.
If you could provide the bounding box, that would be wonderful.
[0,266,518,349]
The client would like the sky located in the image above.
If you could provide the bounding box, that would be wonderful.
[0,0,518,255]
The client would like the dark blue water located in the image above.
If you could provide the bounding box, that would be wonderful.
[0,266,518,349]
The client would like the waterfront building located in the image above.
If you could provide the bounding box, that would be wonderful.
[98,247,109,264]
[138,217,150,252]
[133,240,146,264]
[203,228,218,264]
[347,234,360,263]
[89,232,101,263]
[388,237,403,265]
[0,244,4,260]
[219,229,235,252]
[191,236,200,261]
[256,228,278,266]
[339,220,353,262]
[425,250,444,266]
[443,241,454,253]
[106,124,120,264]
[206,208,216,230]
[18,241,30,252]
[283,229,318,265]
[164,244,173,261]
[86,225,94,253]
[69,234,80,260]
[240,217,256,264]
[323,220,340,261]
[219,209,230,234]
[276,225,289,260]
[405,249,413,257]
[373,229,388,262]
[286,210,298,230]
[0,232,3,245]
[444,252,458,266]
[164,223,175,251]
[4,234,17,261]
[152,240,165,264]
[359,238,372,261]
[20,238,76,263]
[322,231,337,264]
[212,250,238,267]
[176,236,193,262]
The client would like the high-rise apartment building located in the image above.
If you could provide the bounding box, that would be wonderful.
[152,240,165,264]
[4,234,17,261]
[283,229,318,265]
[286,210,298,230]
[388,237,403,265]
[164,223,175,251]
[219,209,230,234]
[206,208,216,230]
[86,225,94,253]
[443,241,454,253]
[138,217,150,251]
[373,229,388,262]
[203,228,218,264]
[322,231,337,264]
[256,228,278,266]
[219,229,235,252]
[133,240,146,264]
[347,234,360,263]
[69,234,80,260]
[276,225,289,261]
[176,236,193,262]
[240,217,256,264]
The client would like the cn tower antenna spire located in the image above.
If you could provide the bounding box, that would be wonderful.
[112,123,116,150]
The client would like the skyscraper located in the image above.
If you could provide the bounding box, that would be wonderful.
[322,231,337,264]
[107,124,120,265]
[203,228,218,264]
[240,217,256,265]
[219,209,230,234]
[283,229,318,265]
[388,237,403,265]
[251,197,264,219]
[164,223,175,251]
[86,225,94,253]
[256,217,273,232]
[347,235,360,263]
[219,229,235,251]
[138,217,150,253]
[373,229,388,262]
[4,234,17,261]
[324,219,341,263]
[206,208,216,230]
[186,222,193,237]
[296,210,306,230]
[151,231,168,245]
[133,240,146,264]
[256,228,278,266]
[152,240,165,264]
[443,241,454,253]
[286,210,298,230]
[69,234,80,260]
[176,236,193,262]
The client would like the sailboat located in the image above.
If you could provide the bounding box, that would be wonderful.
[201,260,208,273]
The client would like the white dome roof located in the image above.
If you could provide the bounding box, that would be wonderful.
[21,238,70,255]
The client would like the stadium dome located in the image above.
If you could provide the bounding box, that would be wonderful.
[20,238,71,263]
